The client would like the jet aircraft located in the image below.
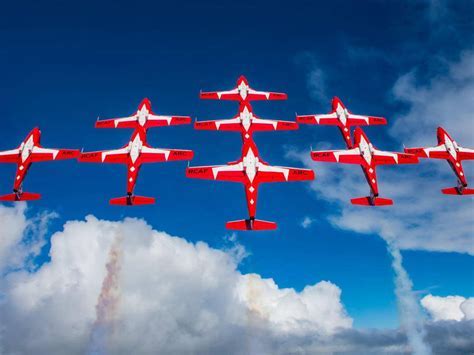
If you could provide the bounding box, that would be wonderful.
[405,127,474,195]
[297,97,387,148]
[0,127,79,201]
[310,127,418,206]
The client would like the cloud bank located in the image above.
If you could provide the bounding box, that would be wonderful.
[0,205,473,354]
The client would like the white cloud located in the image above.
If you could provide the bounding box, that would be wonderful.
[0,212,352,355]
[288,51,474,256]
[391,50,474,146]
[301,216,315,229]
[421,295,474,321]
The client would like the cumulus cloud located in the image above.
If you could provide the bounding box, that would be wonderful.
[391,50,474,146]
[1,205,473,354]
[421,294,474,321]
[288,50,474,256]
[0,210,353,355]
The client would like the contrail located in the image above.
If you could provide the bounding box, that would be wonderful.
[87,233,123,355]
[384,237,431,355]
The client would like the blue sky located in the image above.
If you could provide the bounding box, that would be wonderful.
[0,0,473,333]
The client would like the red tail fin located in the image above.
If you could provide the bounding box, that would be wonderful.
[226,219,277,231]
[441,187,474,195]
[0,192,41,202]
[109,195,155,206]
[350,196,393,206]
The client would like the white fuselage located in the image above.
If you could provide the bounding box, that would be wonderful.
[335,103,349,125]
[240,106,253,131]
[242,148,259,182]
[444,134,458,160]
[20,136,35,163]
[128,134,143,163]
[358,136,374,165]
[137,106,150,127]
[238,82,249,100]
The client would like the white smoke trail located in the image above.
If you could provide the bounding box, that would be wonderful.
[87,233,123,355]
[384,237,432,355]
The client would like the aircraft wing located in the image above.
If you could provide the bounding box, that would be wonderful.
[297,113,338,125]
[199,89,287,101]
[346,114,387,126]
[200,88,240,100]
[30,147,79,162]
[311,147,363,164]
[246,89,287,101]
[0,148,20,163]
[404,145,449,159]
[457,146,474,160]
[257,164,315,183]
[140,146,194,162]
[186,163,245,182]
[96,115,191,128]
[195,117,242,131]
[372,149,419,165]
[251,118,298,131]
[80,147,129,164]
[95,115,137,128]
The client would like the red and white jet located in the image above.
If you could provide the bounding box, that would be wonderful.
[195,101,298,141]
[311,127,418,206]
[297,97,387,148]
[80,126,193,205]
[404,127,474,195]
[95,98,191,129]
[186,139,314,230]
[200,75,287,102]
[0,127,79,201]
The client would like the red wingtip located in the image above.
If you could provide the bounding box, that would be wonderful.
[237,75,248,85]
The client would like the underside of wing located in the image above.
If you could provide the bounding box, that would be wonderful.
[200,89,239,100]
[257,164,315,183]
[95,116,137,129]
[458,146,474,160]
[247,89,287,101]
[404,145,449,159]
[297,113,338,125]
[311,148,363,164]
[140,146,194,162]
[251,118,298,131]
[373,150,419,165]
[186,163,245,182]
[0,148,20,163]
[195,117,242,131]
[347,114,387,126]
[80,147,129,163]
[30,147,79,162]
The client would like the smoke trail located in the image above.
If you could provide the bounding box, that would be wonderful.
[384,237,432,355]
[87,233,123,355]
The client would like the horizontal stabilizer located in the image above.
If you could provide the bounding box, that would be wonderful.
[226,219,277,231]
[350,196,393,206]
[0,192,41,202]
[441,187,474,196]
[109,195,155,206]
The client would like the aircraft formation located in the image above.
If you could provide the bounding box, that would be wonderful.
[0,76,473,230]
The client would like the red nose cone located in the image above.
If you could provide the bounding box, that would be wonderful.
[237,75,249,86]
[331,96,344,111]
[138,98,152,111]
